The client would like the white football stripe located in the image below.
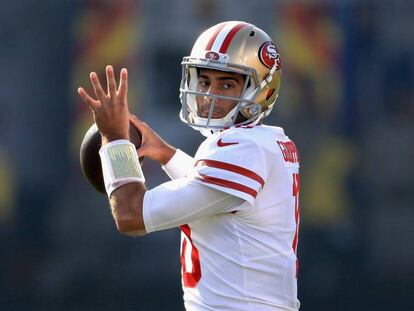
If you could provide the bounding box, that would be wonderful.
[211,21,241,52]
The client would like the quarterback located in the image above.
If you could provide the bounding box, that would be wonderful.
[78,21,301,310]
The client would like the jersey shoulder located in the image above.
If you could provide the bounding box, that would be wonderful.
[257,125,300,168]
[196,125,295,160]
[192,127,268,205]
[243,125,291,148]
[196,126,263,161]
[226,125,300,169]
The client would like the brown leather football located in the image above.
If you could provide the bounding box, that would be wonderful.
[80,122,142,193]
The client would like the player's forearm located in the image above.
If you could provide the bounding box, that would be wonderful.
[158,145,177,165]
[110,182,147,236]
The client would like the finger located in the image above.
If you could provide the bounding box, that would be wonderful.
[117,68,128,98]
[129,114,149,134]
[106,65,117,98]
[137,145,148,158]
[89,72,107,101]
[78,87,101,110]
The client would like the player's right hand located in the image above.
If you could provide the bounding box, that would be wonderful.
[129,115,176,165]
[77,65,130,144]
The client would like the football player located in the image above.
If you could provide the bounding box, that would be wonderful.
[78,21,301,311]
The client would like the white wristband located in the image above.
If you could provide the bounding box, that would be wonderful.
[99,139,145,197]
[162,149,195,180]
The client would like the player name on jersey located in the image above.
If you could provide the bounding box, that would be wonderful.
[277,140,299,163]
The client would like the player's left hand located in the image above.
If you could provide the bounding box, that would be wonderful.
[78,65,130,143]
[129,115,176,165]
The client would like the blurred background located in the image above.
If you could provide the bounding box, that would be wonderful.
[0,0,413,310]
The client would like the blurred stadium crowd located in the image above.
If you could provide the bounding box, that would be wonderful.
[0,0,413,310]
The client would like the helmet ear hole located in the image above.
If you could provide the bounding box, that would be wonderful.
[266,89,275,100]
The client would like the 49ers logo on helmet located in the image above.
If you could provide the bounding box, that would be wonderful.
[259,41,281,69]
[205,51,220,61]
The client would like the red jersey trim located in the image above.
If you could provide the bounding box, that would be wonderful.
[195,173,258,198]
[195,159,265,188]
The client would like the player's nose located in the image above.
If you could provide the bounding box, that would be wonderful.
[203,94,212,104]
[206,82,221,96]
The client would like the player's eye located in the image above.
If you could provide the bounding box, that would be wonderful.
[222,82,235,89]
[198,80,210,88]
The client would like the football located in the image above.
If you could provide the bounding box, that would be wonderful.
[80,122,142,193]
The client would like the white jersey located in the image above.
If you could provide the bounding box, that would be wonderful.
[144,125,300,310]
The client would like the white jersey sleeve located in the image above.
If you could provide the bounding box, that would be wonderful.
[143,178,244,233]
[189,129,267,205]
[162,149,195,180]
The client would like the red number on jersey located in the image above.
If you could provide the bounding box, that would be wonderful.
[180,224,202,287]
[292,173,300,277]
